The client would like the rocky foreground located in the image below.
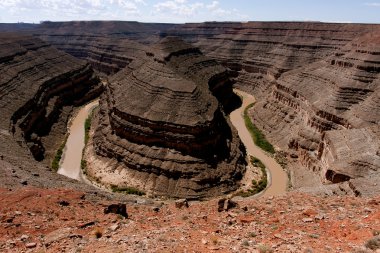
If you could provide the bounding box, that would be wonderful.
[0,187,379,253]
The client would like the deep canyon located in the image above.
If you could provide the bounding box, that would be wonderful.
[0,20,379,252]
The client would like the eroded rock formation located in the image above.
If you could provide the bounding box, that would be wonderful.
[36,35,148,75]
[248,32,380,195]
[85,37,246,198]
[0,34,101,162]
[34,21,177,75]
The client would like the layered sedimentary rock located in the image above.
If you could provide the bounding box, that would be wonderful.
[0,34,101,162]
[34,21,177,75]
[36,34,148,75]
[37,21,176,41]
[86,37,246,198]
[249,32,380,195]
[165,22,380,195]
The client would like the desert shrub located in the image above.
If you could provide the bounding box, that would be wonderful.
[234,156,268,197]
[244,103,275,154]
[110,185,146,196]
[365,236,380,250]
[51,136,68,171]
[258,244,273,253]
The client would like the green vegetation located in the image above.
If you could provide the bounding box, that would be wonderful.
[244,103,275,154]
[51,136,68,171]
[81,159,87,173]
[82,105,98,175]
[84,112,93,145]
[235,156,268,197]
[110,184,146,196]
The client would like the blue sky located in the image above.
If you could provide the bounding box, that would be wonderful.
[0,0,379,24]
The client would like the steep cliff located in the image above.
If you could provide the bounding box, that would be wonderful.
[85,37,246,198]
[34,21,176,75]
[0,34,102,163]
[36,34,148,75]
[249,32,380,195]
[166,22,380,195]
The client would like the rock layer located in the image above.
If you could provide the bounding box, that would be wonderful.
[0,34,101,162]
[249,32,380,195]
[166,22,380,195]
[36,34,148,75]
[34,21,176,75]
[87,37,246,198]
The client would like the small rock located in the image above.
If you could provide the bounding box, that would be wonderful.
[302,218,313,223]
[315,214,325,220]
[104,203,128,218]
[20,180,28,185]
[58,200,70,206]
[239,216,255,224]
[175,199,189,209]
[152,207,160,212]
[25,242,36,248]
[228,212,238,218]
[303,209,317,217]
[109,224,119,232]
[44,228,72,246]
[14,211,22,215]
[78,221,96,228]
[20,235,29,241]
[201,239,208,245]
[218,198,238,212]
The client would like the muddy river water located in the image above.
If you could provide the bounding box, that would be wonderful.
[58,100,99,181]
[230,89,288,196]
[59,90,287,196]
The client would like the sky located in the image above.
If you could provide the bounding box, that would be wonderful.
[0,0,379,24]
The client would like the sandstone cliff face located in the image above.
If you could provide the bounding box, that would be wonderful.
[0,34,101,162]
[36,34,148,75]
[249,32,380,195]
[86,37,246,198]
[166,22,380,195]
[34,21,176,75]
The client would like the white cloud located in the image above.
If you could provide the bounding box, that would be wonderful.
[365,2,380,7]
[0,0,144,19]
[206,1,218,10]
[154,0,205,17]
[0,0,249,23]
[152,0,248,22]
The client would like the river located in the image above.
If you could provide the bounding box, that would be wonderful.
[58,90,287,196]
[58,100,99,181]
[230,89,288,196]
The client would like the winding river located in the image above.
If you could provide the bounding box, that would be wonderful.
[230,90,288,196]
[58,90,287,197]
[58,100,99,181]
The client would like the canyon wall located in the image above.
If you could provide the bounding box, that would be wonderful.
[34,21,177,75]
[0,34,102,163]
[85,37,246,198]
[2,21,379,196]
[166,22,380,195]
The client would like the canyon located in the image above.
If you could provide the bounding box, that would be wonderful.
[22,21,380,196]
[0,20,379,252]
[84,37,246,198]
